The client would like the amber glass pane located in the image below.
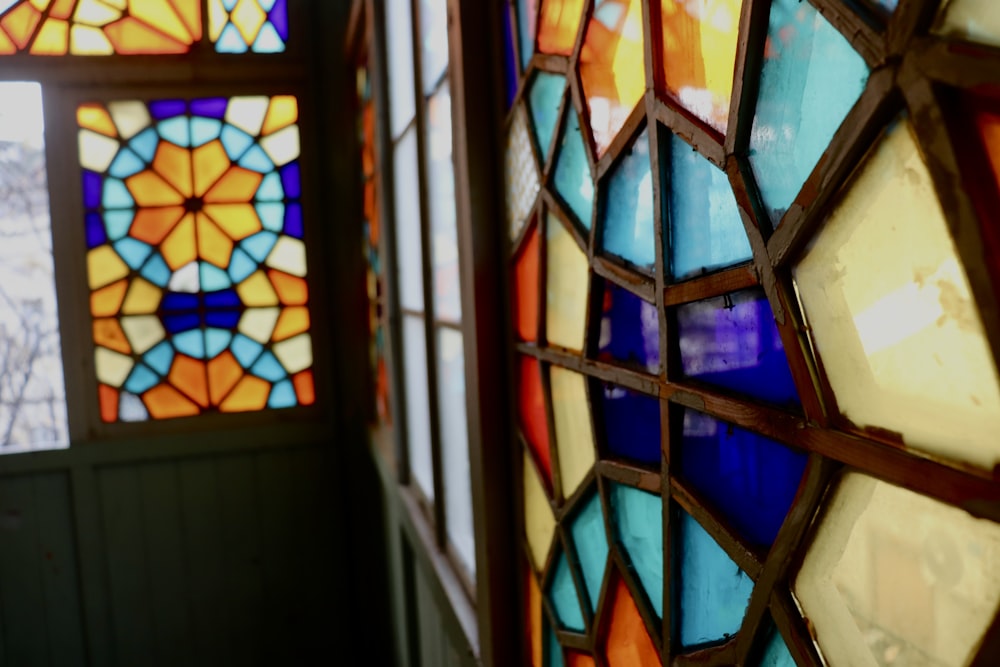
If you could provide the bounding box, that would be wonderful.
[602,575,661,666]
[524,450,556,572]
[579,0,645,156]
[550,366,595,498]
[527,567,544,667]
[513,216,541,342]
[538,0,585,55]
[659,0,741,133]
[546,213,589,351]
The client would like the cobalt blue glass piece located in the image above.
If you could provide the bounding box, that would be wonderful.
[85,213,107,248]
[162,313,201,334]
[548,548,586,631]
[82,171,102,208]
[678,510,754,648]
[553,109,594,230]
[280,161,301,199]
[502,2,518,110]
[161,292,200,311]
[598,281,660,373]
[668,133,752,280]
[205,311,241,329]
[190,97,228,119]
[676,288,800,409]
[678,408,807,547]
[148,99,187,120]
[269,0,289,41]
[204,289,241,308]
[601,383,661,466]
[569,492,608,612]
[284,202,304,238]
[600,128,655,270]
[748,0,869,226]
[528,72,565,158]
[610,483,663,617]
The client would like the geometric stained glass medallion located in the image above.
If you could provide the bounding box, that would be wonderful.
[79,95,313,422]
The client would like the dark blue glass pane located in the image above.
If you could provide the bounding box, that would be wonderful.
[601,383,660,465]
[161,292,200,312]
[678,510,753,648]
[600,128,655,269]
[610,483,663,617]
[528,72,565,159]
[678,408,807,546]
[280,161,301,199]
[205,311,241,329]
[676,288,800,409]
[283,201,304,238]
[547,548,585,631]
[190,97,228,119]
[668,133,752,280]
[148,99,187,120]
[85,213,107,248]
[553,109,593,230]
[598,281,659,374]
[82,171,102,208]
[749,0,869,226]
[162,313,201,334]
[269,0,289,40]
[204,289,241,308]
[502,3,518,110]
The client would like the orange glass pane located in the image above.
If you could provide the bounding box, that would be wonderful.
[143,384,201,419]
[160,212,198,270]
[93,318,132,355]
[0,27,16,53]
[207,350,243,405]
[49,0,75,20]
[513,216,541,342]
[192,140,231,197]
[518,355,552,485]
[171,0,203,41]
[126,170,185,207]
[261,95,299,135]
[1,3,42,50]
[538,0,585,55]
[220,375,271,412]
[202,204,262,240]
[204,167,264,204]
[99,384,119,423]
[128,0,196,45]
[168,355,209,408]
[29,17,68,54]
[527,568,543,667]
[91,279,129,317]
[603,576,661,666]
[104,16,189,54]
[268,270,309,305]
[659,0,741,134]
[292,370,315,405]
[152,141,194,198]
[130,206,185,245]
[78,104,119,138]
[567,652,596,667]
[195,213,234,268]
[272,306,310,342]
[579,0,645,156]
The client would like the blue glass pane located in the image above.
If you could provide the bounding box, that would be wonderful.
[190,97,227,119]
[268,379,297,408]
[679,409,807,547]
[173,331,206,359]
[676,288,800,409]
[205,311,240,329]
[103,179,134,209]
[546,622,564,667]
[204,289,241,308]
[129,128,160,162]
[668,134,752,280]
[217,23,249,53]
[148,99,186,120]
[243,231,279,262]
[119,392,149,421]
[548,549,585,631]
[124,364,160,394]
[678,510,753,647]
[228,249,258,283]
[528,72,565,158]
[601,384,661,466]
[239,145,274,173]
[268,0,289,40]
[284,202,304,238]
[749,0,869,225]
[104,211,133,241]
[253,22,284,53]
[598,281,660,373]
[516,0,537,69]
[162,292,199,311]
[251,351,287,382]
[200,263,232,291]
[758,630,796,667]
[256,172,284,201]
[157,118,191,148]
[190,118,223,147]
[82,171,102,208]
[280,161,302,199]
[600,129,655,269]
[204,329,232,358]
[569,493,607,612]
[108,149,146,178]
[610,484,663,617]
[231,334,263,368]
[113,238,153,270]
[140,254,171,287]
[553,109,594,230]
[85,213,107,248]
[144,341,174,375]
[163,313,200,334]
[221,125,254,161]
[502,3,518,110]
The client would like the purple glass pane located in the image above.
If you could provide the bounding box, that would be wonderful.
[503,2,518,109]
[284,202,304,238]
[85,213,107,248]
[280,161,301,199]
[269,0,289,41]
[190,97,228,119]
[601,383,661,466]
[598,281,660,373]
[676,288,800,408]
[148,99,187,120]
[82,171,102,208]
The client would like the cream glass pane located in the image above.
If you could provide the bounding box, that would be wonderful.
[550,366,595,498]
[393,126,425,312]
[793,121,1000,469]
[403,315,434,501]
[794,472,1000,667]
[524,449,556,573]
[506,105,540,242]
[933,0,1000,49]
[546,212,588,351]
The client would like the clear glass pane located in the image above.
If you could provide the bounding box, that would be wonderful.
[600,128,655,270]
[393,126,425,312]
[550,365,595,498]
[553,108,594,230]
[386,0,417,139]
[546,212,588,351]
[794,473,1000,667]
[933,0,1000,49]
[402,314,434,500]
[793,120,1000,470]
[425,82,461,323]
[419,0,449,94]
[506,105,541,241]
[0,82,68,451]
[610,483,663,617]
[437,328,475,576]
[598,281,660,374]
[548,546,586,631]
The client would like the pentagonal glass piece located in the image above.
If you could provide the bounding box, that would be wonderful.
[513,215,541,342]
[749,0,869,226]
[551,366,596,497]
[553,107,594,230]
[569,492,609,612]
[524,450,556,573]
[794,473,1000,667]
[600,383,661,466]
[546,213,588,351]
[793,121,1000,470]
[528,71,566,160]
[599,127,655,270]
[933,0,1000,49]
[602,575,662,666]
[519,355,552,485]
[676,288,800,409]
[678,408,807,547]
[677,510,754,648]
[658,0,742,133]
[610,483,663,617]
[667,133,751,280]
[538,0,586,55]
[579,0,645,156]
[506,105,541,241]
[547,546,586,631]
[598,281,660,374]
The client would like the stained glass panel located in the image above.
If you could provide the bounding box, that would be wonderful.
[569,492,608,612]
[599,127,655,270]
[528,71,566,160]
[79,95,314,422]
[208,0,286,53]
[597,281,660,374]
[553,107,594,231]
[548,546,586,631]
[601,383,661,466]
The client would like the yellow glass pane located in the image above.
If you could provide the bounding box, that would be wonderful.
[127,0,194,45]
[195,213,234,268]
[119,315,164,354]
[168,355,209,408]
[207,0,227,42]
[272,306,310,342]
[238,307,280,343]
[268,270,308,305]
[160,212,198,270]
[144,384,200,419]
[208,351,243,405]
[172,0,202,42]
[0,27,16,53]
[103,0,126,10]
[93,318,132,355]
[104,16,188,54]
[220,375,271,412]
[272,333,312,374]
[231,0,267,44]
[203,204,262,240]
[538,0,585,55]
[550,366,595,498]
[794,121,1000,470]
[94,346,134,387]
[126,170,185,207]
[934,0,1000,49]
[70,25,114,54]
[29,17,68,54]
[203,167,264,204]
[192,140,231,197]
[87,245,130,289]
[121,278,162,314]
[152,141,194,198]
[78,104,118,137]
[659,0,741,134]
[237,270,280,307]
[795,473,1000,667]
[261,96,299,136]
[579,0,645,156]
[90,279,128,317]
[524,450,556,572]
[130,206,185,245]
[546,212,588,351]
[1,3,42,50]
[50,0,75,20]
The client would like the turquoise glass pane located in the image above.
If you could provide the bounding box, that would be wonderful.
[528,72,566,158]
[668,134,751,280]
[758,630,796,667]
[548,548,585,631]
[600,128,655,270]
[517,0,538,69]
[749,0,869,226]
[610,484,663,617]
[678,510,753,647]
[546,621,564,667]
[569,492,608,611]
[553,108,594,230]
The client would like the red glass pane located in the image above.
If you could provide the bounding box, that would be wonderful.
[513,216,541,342]
[518,355,552,484]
